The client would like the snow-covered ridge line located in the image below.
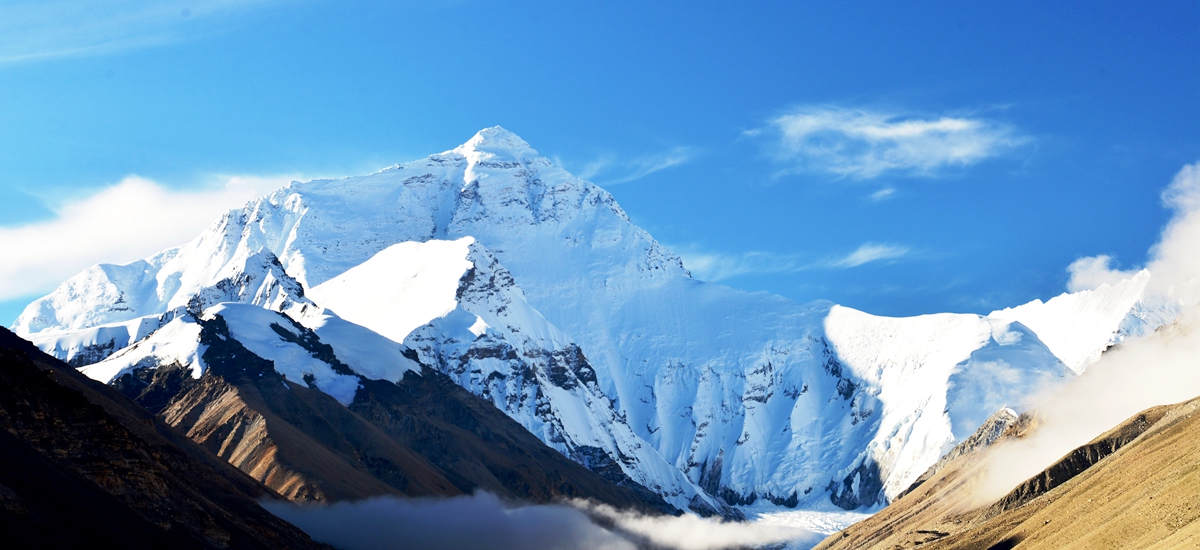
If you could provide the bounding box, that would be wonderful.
[988,270,1152,373]
[80,303,420,405]
[11,126,1176,514]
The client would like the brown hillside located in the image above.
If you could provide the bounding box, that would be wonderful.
[0,327,329,550]
[814,395,1200,550]
[127,311,675,514]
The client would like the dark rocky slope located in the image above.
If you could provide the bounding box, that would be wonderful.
[0,327,328,550]
[117,311,676,514]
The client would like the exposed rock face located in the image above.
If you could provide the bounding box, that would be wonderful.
[112,309,676,514]
[987,407,1166,515]
[0,327,328,550]
[351,371,677,513]
[900,407,1021,498]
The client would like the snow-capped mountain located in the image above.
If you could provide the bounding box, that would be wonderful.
[12,127,1172,512]
[311,236,723,512]
[988,271,1153,373]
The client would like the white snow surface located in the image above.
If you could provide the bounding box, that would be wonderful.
[298,312,419,383]
[80,304,417,406]
[320,237,723,512]
[741,502,875,536]
[24,313,167,367]
[12,126,1176,512]
[988,271,1151,373]
[80,316,206,383]
[208,304,361,405]
[308,237,476,343]
[824,306,1071,498]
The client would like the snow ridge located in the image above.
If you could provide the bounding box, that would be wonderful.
[988,271,1151,373]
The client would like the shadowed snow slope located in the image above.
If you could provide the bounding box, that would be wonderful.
[11,127,1171,512]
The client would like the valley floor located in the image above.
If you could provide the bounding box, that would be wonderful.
[740,502,876,547]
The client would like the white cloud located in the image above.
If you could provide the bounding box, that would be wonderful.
[606,147,693,184]
[572,147,695,186]
[676,241,909,281]
[0,0,282,64]
[1146,162,1200,303]
[1066,161,1200,303]
[762,105,1027,179]
[262,492,818,550]
[572,157,611,181]
[828,243,909,268]
[869,187,896,201]
[0,174,293,301]
[1065,255,1139,292]
[676,248,804,282]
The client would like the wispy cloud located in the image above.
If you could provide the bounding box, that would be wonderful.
[570,147,695,186]
[0,0,282,64]
[869,187,896,201]
[756,105,1027,179]
[827,243,909,268]
[0,174,293,302]
[676,241,910,281]
[675,247,805,282]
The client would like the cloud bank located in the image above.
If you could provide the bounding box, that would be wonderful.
[760,106,1026,179]
[1064,255,1139,293]
[972,304,1200,506]
[1067,161,1200,303]
[0,175,291,302]
[262,493,819,550]
[973,160,1200,506]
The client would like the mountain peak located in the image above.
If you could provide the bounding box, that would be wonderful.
[453,126,537,160]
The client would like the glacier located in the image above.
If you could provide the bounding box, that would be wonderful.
[11,126,1172,513]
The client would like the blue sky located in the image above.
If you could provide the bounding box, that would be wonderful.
[1,1,1198,324]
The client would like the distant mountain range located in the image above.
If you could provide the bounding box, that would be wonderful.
[11,127,1177,517]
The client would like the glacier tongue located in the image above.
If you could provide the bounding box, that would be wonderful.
[11,126,1178,512]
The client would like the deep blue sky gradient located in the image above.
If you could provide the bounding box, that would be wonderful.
[1,1,1198,324]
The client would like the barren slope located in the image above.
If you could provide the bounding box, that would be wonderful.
[0,328,328,550]
[815,395,1200,550]
[123,310,675,514]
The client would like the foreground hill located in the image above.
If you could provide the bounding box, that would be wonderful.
[97,303,674,514]
[0,327,328,549]
[814,394,1200,549]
